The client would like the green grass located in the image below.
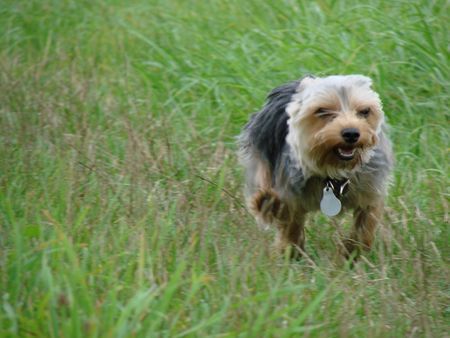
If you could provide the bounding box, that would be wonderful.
[0,0,448,337]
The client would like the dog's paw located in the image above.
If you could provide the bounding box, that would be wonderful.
[340,238,370,265]
[250,190,289,223]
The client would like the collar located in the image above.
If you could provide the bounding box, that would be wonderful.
[325,178,350,198]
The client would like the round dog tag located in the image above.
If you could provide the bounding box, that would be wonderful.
[320,187,342,217]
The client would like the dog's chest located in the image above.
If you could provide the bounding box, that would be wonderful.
[289,176,373,212]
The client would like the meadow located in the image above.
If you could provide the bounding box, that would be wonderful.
[0,0,448,337]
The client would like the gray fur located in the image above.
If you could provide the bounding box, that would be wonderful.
[238,80,300,172]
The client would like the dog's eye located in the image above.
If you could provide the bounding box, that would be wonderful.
[358,108,371,117]
[314,108,334,119]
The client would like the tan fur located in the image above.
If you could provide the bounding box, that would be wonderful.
[306,110,379,174]
[255,161,271,190]
[342,202,383,257]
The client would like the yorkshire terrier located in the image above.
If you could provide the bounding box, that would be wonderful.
[238,75,393,259]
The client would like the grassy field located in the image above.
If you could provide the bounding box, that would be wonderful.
[0,0,448,337]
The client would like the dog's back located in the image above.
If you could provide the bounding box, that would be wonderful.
[239,81,299,169]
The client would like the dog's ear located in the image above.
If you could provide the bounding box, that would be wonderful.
[347,75,373,88]
[296,74,316,92]
[286,75,315,117]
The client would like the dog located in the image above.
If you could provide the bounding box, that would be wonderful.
[238,75,393,259]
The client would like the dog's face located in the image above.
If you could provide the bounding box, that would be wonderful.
[286,75,384,177]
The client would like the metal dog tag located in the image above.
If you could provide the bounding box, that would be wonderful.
[320,186,342,217]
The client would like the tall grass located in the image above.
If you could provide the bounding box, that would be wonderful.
[0,0,448,337]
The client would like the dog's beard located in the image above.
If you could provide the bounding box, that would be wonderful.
[290,133,377,179]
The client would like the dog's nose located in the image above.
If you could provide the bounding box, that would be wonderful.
[341,128,360,144]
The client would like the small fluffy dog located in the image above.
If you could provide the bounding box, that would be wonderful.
[238,75,393,259]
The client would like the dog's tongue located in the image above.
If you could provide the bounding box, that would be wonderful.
[340,148,354,156]
[337,147,356,158]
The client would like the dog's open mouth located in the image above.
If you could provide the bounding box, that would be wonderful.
[335,147,357,161]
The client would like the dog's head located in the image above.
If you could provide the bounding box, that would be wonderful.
[286,75,384,178]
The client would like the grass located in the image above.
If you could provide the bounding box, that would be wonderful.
[0,0,448,337]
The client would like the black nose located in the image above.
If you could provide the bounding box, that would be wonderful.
[341,128,360,144]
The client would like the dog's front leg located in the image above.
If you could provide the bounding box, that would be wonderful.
[275,212,306,259]
[343,203,383,258]
[249,190,306,259]
[249,189,290,225]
